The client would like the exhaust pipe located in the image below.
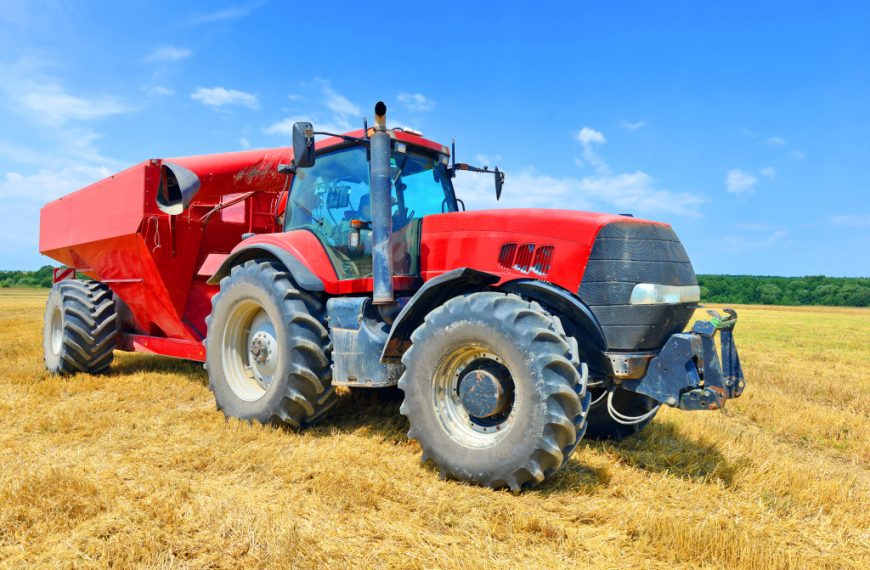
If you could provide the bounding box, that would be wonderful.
[370,101,394,304]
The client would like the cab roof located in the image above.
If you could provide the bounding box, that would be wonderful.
[316,129,450,156]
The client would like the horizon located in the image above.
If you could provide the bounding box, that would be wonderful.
[1,1,868,277]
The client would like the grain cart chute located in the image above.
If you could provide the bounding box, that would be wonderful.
[40,102,746,490]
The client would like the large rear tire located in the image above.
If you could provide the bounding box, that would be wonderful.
[43,280,118,375]
[398,292,589,491]
[205,260,336,427]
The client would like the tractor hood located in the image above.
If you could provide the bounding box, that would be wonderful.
[419,208,697,351]
[422,208,669,249]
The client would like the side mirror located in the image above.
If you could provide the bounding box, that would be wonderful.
[292,122,316,168]
[494,167,504,201]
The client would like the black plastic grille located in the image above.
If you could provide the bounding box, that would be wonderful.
[578,223,697,350]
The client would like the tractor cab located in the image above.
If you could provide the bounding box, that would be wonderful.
[282,142,459,280]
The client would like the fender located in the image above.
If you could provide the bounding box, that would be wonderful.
[206,243,324,292]
[380,268,500,363]
[499,279,611,378]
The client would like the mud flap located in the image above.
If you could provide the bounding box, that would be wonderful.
[622,308,746,411]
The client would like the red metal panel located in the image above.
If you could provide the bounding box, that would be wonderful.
[197,253,229,277]
[233,231,423,295]
[40,162,151,254]
[420,209,668,293]
[118,334,206,361]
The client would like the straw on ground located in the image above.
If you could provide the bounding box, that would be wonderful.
[1,289,868,568]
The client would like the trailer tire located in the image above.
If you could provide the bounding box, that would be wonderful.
[43,280,118,375]
[584,386,658,440]
[398,292,589,491]
[205,260,336,427]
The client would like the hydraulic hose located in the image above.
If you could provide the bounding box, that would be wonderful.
[606,389,661,425]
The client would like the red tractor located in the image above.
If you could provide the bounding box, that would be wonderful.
[39,102,745,490]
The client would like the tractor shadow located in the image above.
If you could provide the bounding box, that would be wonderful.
[109,355,738,491]
[109,353,208,385]
[307,387,410,443]
[538,421,736,495]
[585,421,737,486]
[309,390,737,491]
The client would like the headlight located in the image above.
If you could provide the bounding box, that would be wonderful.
[629,283,700,305]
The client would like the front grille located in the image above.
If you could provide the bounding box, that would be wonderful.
[578,222,697,350]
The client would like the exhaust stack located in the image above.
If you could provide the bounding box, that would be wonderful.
[370,101,394,304]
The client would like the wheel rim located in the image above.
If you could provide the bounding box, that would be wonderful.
[50,307,63,355]
[431,344,516,448]
[221,299,279,402]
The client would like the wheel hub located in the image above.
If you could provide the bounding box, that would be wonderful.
[432,346,516,447]
[458,368,510,418]
[250,335,270,363]
[247,325,277,390]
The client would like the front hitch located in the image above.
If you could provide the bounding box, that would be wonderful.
[621,308,746,411]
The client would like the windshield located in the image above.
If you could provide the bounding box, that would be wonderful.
[285,146,457,230]
[284,144,457,279]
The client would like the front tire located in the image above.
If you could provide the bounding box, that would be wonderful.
[398,292,589,491]
[205,260,336,427]
[43,280,118,375]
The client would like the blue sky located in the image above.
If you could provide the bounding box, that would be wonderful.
[1,1,868,276]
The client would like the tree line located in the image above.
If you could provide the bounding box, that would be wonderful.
[1,266,868,307]
[0,266,55,288]
[697,274,869,307]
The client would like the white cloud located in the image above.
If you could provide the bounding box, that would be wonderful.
[0,58,131,127]
[455,167,704,218]
[760,166,776,178]
[474,153,502,166]
[765,136,786,147]
[239,137,251,149]
[323,85,360,118]
[17,83,128,126]
[191,86,258,109]
[0,164,111,202]
[830,214,870,228]
[575,127,609,173]
[789,149,806,160]
[621,120,646,130]
[192,1,264,24]
[263,117,303,136]
[146,86,175,97]
[264,82,362,138]
[725,169,758,194]
[577,127,606,145]
[397,92,435,112]
[0,58,126,267]
[721,230,789,253]
[145,46,191,62]
[451,124,703,217]
[263,116,349,138]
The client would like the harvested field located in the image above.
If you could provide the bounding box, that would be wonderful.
[1,288,868,568]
